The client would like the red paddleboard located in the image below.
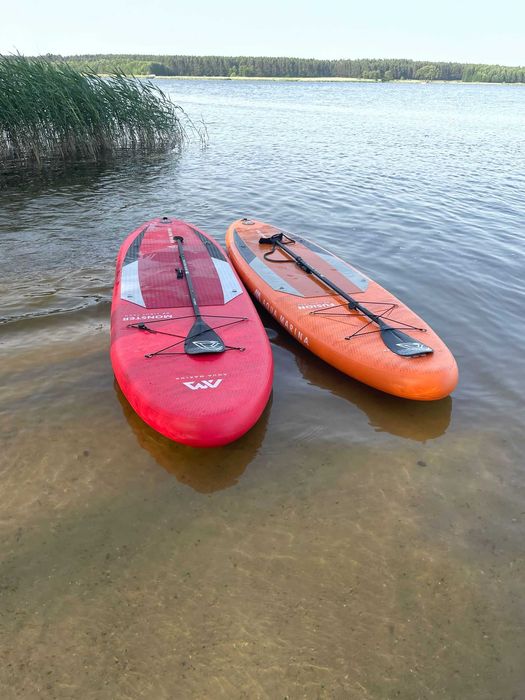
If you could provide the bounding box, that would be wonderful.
[111,217,273,447]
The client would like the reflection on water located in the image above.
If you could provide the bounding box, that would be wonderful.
[117,382,271,493]
[296,353,452,441]
[263,308,452,441]
[0,149,177,193]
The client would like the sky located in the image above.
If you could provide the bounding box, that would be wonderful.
[0,0,524,66]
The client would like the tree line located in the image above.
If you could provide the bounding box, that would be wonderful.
[44,55,525,83]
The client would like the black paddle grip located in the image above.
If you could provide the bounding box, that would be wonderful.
[259,233,283,244]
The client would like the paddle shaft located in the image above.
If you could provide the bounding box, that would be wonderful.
[259,233,433,357]
[174,236,201,318]
[172,235,227,355]
[264,236,388,327]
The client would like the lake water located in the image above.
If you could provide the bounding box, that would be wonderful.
[1,80,524,699]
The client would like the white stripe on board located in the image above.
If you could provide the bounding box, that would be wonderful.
[250,257,303,297]
[120,260,146,307]
[318,253,369,292]
[211,258,243,304]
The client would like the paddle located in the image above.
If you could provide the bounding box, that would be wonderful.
[173,235,226,355]
[258,233,433,358]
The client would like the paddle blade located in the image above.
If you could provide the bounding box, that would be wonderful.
[380,327,433,357]
[184,317,226,355]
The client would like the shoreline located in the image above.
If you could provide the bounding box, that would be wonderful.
[107,74,525,85]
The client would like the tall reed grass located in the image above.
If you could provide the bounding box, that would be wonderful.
[0,55,191,165]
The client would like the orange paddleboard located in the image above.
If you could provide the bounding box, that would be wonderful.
[226,219,458,400]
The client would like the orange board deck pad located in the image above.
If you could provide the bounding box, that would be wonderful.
[226,219,458,400]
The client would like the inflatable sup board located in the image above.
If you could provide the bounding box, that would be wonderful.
[226,218,458,401]
[111,217,273,446]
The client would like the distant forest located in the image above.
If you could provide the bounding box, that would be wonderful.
[47,55,525,83]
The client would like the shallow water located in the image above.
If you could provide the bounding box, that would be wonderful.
[1,80,524,699]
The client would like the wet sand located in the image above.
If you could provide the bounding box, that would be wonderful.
[1,306,523,699]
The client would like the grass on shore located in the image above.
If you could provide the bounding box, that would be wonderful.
[0,55,190,166]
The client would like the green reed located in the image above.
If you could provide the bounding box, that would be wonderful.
[0,55,190,165]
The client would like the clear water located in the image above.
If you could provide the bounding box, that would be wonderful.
[1,80,524,699]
